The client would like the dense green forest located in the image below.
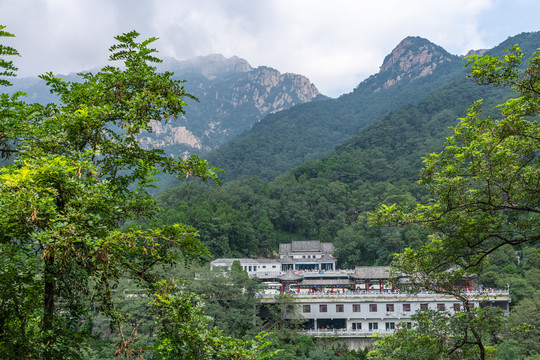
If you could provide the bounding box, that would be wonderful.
[153,69,511,264]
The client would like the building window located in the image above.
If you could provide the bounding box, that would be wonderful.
[369,304,377,312]
[319,304,327,313]
[336,304,344,312]
[262,266,266,269]
[420,303,428,310]
[272,265,276,268]
[403,303,411,312]
[353,304,361,312]
[437,303,446,311]
[303,305,311,313]
[385,322,395,330]
[453,303,461,312]
[352,322,362,330]
[386,304,394,312]
[406,322,412,328]
[368,322,378,331]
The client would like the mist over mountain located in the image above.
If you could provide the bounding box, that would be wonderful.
[147,54,322,158]
[6,54,322,159]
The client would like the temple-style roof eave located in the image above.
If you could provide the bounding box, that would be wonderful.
[278,271,303,282]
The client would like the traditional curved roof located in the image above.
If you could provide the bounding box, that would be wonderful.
[352,266,392,280]
[278,271,303,282]
[301,279,354,286]
[279,240,335,255]
[280,255,294,263]
[319,254,336,261]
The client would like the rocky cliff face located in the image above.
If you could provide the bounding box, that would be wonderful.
[140,54,321,158]
[6,54,321,159]
[371,36,462,91]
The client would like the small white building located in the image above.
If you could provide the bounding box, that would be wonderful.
[210,240,337,275]
[210,258,282,277]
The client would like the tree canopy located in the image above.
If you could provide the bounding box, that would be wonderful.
[368,45,540,359]
[371,44,540,272]
[0,27,280,359]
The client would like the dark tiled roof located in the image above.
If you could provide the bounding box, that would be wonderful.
[319,254,336,261]
[292,240,321,252]
[279,243,291,254]
[353,266,392,280]
[279,271,303,281]
[301,279,354,286]
[280,255,294,263]
[279,240,335,254]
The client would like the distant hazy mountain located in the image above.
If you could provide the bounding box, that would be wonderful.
[206,36,465,182]
[147,54,322,157]
[6,54,322,158]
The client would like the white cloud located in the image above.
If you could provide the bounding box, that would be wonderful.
[1,0,537,97]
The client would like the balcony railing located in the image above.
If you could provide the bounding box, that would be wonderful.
[257,289,510,299]
[253,269,355,278]
[302,328,394,336]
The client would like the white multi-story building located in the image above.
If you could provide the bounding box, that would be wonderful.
[259,290,510,334]
[211,242,511,345]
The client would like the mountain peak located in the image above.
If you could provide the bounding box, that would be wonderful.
[160,54,252,79]
[376,36,459,89]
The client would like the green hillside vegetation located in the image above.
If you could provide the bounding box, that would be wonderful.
[155,64,511,263]
[206,37,465,182]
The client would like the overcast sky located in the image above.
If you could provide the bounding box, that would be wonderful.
[1,0,539,97]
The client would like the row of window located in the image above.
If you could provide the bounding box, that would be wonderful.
[350,322,412,331]
[303,303,471,313]
[242,264,278,272]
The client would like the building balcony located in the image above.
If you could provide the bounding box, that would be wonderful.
[257,289,510,299]
[301,328,395,337]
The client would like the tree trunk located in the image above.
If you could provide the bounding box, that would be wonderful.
[43,256,55,360]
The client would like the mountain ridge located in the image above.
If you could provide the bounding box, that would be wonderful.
[375,36,461,90]
[206,36,467,182]
[6,54,322,158]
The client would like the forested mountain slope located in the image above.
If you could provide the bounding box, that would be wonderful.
[206,36,466,182]
[155,32,540,264]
